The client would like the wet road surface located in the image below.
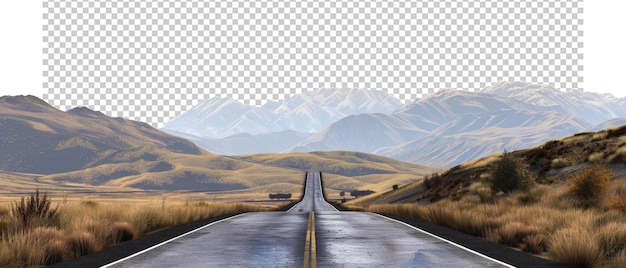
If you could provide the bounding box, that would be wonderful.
[103,172,512,267]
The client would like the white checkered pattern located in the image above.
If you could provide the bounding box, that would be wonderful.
[43,1,584,128]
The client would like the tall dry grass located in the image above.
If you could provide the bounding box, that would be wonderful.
[366,183,626,267]
[0,198,266,267]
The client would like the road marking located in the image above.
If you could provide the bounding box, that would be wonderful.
[372,213,516,268]
[303,211,317,268]
[100,214,247,268]
[311,211,317,267]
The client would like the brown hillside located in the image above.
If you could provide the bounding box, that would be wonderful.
[350,124,626,207]
[0,95,199,174]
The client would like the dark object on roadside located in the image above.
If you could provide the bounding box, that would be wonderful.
[350,190,375,197]
[269,193,292,199]
[392,184,399,190]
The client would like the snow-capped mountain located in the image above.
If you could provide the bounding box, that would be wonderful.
[482,81,626,124]
[376,109,591,167]
[292,89,594,167]
[164,82,626,168]
[163,88,404,138]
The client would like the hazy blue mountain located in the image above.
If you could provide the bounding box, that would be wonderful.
[163,129,313,155]
[164,82,626,168]
[294,88,593,167]
[377,110,591,167]
[162,88,404,138]
[482,81,626,124]
[291,113,428,153]
[591,118,626,131]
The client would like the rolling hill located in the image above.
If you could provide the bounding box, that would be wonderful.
[0,96,300,194]
[238,151,438,197]
[1,96,435,199]
[349,124,626,207]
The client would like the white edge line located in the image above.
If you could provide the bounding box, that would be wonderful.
[100,213,247,268]
[372,213,516,268]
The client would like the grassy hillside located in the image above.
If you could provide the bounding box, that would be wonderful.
[0,96,309,199]
[0,96,199,174]
[351,124,626,267]
[1,96,437,203]
[351,124,626,207]
[240,151,438,197]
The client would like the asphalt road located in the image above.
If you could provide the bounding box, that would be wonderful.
[102,172,514,267]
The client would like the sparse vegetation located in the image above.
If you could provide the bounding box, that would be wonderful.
[356,125,626,267]
[0,193,267,267]
[567,164,612,208]
[551,158,570,169]
[484,152,535,194]
[588,152,605,164]
[11,189,58,228]
[365,185,626,267]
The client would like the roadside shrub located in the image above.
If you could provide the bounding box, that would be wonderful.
[66,232,98,258]
[108,221,136,244]
[597,222,626,258]
[490,221,540,248]
[522,233,547,254]
[11,189,59,228]
[133,209,166,235]
[41,240,66,265]
[568,164,612,208]
[549,228,602,268]
[484,153,535,194]
[30,227,66,265]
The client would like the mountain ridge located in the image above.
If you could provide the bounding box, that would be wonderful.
[162,88,404,138]
[162,82,626,168]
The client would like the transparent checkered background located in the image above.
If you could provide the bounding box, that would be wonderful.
[43,1,583,128]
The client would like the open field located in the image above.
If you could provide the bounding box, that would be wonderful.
[0,170,303,205]
[0,191,284,267]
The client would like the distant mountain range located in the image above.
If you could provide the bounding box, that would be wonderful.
[163,88,403,138]
[0,95,431,193]
[163,82,626,168]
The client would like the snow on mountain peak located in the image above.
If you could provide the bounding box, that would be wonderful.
[163,88,404,138]
[482,81,626,124]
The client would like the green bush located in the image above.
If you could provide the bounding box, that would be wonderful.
[568,164,611,208]
[484,153,535,194]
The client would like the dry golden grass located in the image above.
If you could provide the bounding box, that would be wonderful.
[588,152,605,164]
[0,198,270,267]
[549,227,602,268]
[551,158,570,169]
[365,181,626,267]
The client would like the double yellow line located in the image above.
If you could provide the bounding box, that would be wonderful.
[303,211,317,268]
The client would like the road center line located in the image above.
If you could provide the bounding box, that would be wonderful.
[311,211,317,267]
[303,211,317,268]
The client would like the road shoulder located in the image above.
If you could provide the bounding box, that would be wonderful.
[376,213,573,268]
